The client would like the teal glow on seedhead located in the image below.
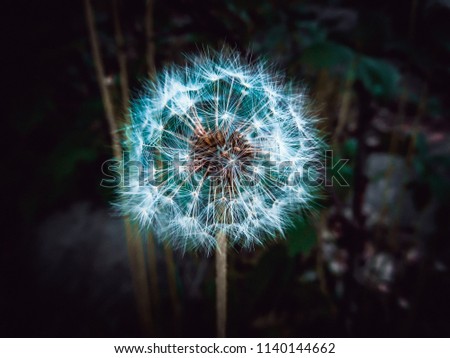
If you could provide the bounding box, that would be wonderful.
[117,51,322,251]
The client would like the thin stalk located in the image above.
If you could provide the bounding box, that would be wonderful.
[164,245,182,333]
[146,232,160,307]
[333,63,356,144]
[315,211,337,316]
[315,212,329,297]
[387,84,427,244]
[84,0,152,335]
[403,84,429,335]
[113,0,161,320]
[84,0,120,160]
[216,232,227,338]
[145,0,156,78]
[374,84,409,242]
[112,0,130,109]
[125,220,154,335]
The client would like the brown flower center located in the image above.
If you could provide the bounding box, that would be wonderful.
[190,125,255,191]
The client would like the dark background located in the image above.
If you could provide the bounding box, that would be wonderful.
[2,0,450,337]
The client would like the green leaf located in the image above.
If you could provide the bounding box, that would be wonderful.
[301,41,354,70]
[356,56,401,98]
[342,138,358,158]
[286,218,317,257]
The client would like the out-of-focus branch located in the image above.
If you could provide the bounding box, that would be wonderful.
[145,0,156,78]
[84,0,153,336]
[125,221,154,335]
[112,0,130,111]
[84,0,121,160]
[333,64,356,144]
[146,233,160,307]
[352,82,371,229]
[164,245,182,333]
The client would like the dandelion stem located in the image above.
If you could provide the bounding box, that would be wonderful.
[216,232,227,338]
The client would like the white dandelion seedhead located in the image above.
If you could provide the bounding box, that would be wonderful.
[117,51,322,252]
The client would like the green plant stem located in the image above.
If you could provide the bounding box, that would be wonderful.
[84,0,120,160]
[144,3,181,331]
[216,232,227,338]
[126,221,154,336]
[164,245,181,333]
[146,233,160,307]
[84,0,152,335]
[145,0,156,78]
[112,0,130,109]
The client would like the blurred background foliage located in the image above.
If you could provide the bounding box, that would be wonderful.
[2,0,450,337]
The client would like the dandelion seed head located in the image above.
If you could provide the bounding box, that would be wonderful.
[117,51,322,252]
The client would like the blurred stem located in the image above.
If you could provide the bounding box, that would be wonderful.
[164,245,182,333]
[374,85,409,240]
[314,69,331,117]
[145,0,156,78]
[84,0,152,335]
[387,84,427,244]
[315,211,337,316]
[352,82,371,228]
[125,220,154,336]
[406,84,427,165]
[112,0,130,110]
[216,232,227,338]
[84,0,120,160]
[389,85,409,153]
[316,212,329,296]
[404,84,430,335]
[333,64,355,144]
[146,232,160,307]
